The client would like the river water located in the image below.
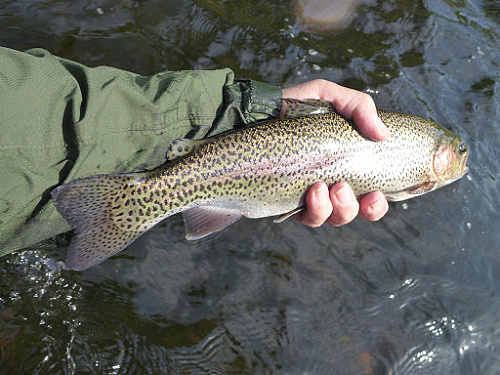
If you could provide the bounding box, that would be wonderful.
[0,0,499,374]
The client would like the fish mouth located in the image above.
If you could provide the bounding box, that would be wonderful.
[458,149,469,177]
[455,163,468,180]
[451,148,469,182]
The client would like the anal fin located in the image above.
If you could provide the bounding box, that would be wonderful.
[182,206,242,240]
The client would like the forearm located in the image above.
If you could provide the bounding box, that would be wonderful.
[0,46,282,254]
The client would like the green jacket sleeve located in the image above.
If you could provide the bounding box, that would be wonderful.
[0,46,282,255]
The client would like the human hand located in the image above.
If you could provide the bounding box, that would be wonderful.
[281,79,390,227]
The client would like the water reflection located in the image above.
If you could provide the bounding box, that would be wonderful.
[294,0,360,32]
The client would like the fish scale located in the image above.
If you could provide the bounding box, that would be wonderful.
[52,104,469,270]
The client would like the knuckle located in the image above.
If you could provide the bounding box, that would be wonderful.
[359,193,389,221]
[296,205,332,228]
[329,207,358,227]
[312,78,327,85]
[301,215,326,228]
[358,92,375,107]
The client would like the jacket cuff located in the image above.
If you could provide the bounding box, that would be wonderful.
[242,79,283,121]
[210,78,282,136]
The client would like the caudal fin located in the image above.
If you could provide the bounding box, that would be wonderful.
[51,174,160,271]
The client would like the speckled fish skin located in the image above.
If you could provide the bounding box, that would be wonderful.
[52,109,469,270]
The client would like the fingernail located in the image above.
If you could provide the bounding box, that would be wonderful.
[376,117,391,139]
[311,183,328,201]
[335,185,354,205]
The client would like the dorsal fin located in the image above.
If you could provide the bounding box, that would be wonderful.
[166,139,209,161]
[282,98,335,118]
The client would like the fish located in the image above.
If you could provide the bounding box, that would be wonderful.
[51,99,469,271]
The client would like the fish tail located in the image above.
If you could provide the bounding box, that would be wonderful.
[51,173,159,271]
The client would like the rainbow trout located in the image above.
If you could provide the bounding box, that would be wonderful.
[52,99,469,270]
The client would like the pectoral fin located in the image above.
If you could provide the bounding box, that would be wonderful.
[273,206,305,223]
[182,206,242,240]
[409,181,437,194]
[385,181,437,201]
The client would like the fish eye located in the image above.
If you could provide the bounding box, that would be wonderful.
[458,142,468,155]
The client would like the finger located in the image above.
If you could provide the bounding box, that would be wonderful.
[350,95,390,141]
[294,183,333,227]
[282,80,321,101]
[327,182,359,227]
[320,84,390,142]
[358,191,389,221]
[283,80,390,141]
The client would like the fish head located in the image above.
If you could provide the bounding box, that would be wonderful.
[431,131,469,187]
[380,120,469,202]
